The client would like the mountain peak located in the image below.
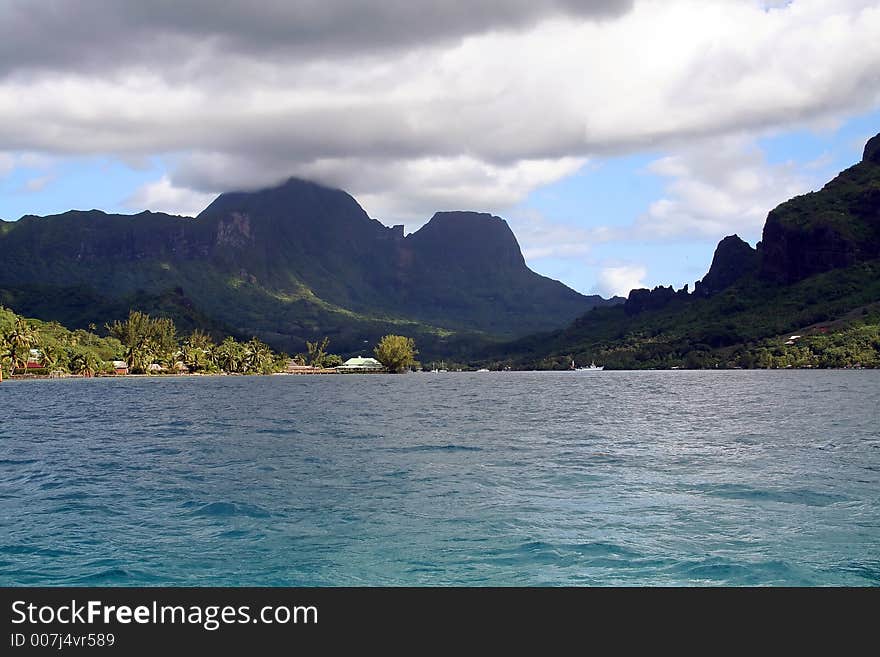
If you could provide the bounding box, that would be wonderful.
[0,175,607,351]
[864,133,880,164]
[429,210,500,222]
[760,135,880,283]
[694,234,758,296]
[276,176,340,193]
[195,175,376,241]
[419,211,515,237]
[408,211,525,268]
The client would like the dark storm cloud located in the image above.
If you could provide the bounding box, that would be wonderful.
[2,0,878,226]
[0,0,633,75]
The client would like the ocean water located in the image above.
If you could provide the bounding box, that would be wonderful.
[1,370,878,586]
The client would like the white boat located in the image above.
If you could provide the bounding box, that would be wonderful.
[574,361,603,371]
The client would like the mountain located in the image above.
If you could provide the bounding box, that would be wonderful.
[760,136,880,283]
[693,235,759,297]
[491,132,880,370]
[0,178,612,357]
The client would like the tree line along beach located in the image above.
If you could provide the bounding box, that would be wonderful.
[2,301,878,383]
[0,307,420,381]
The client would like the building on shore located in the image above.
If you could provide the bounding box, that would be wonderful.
[112,360,129,375]
[26,348,43,371]
[336,357,385,373]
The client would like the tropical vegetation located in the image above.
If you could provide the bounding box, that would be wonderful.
[488,264,880,371]
[483,133,880,371]
[0,306,288,377]
[374,334,418,373]
[0,178,610,363]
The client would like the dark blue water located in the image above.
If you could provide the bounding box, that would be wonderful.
[1,371,878,586]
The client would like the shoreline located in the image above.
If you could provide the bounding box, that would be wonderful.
[2,367,875,382]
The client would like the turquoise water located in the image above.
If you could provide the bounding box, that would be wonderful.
[1,371,878,586]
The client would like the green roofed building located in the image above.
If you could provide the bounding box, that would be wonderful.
[336,357,385,373]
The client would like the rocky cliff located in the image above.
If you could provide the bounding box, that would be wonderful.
[0,177,612,353]
[759,132,880,283]
[694,235,759,296]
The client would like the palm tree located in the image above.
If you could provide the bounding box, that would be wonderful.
[39,342,63,372]
[215,337,243,373]
[107,311,150,372]
[243,338,275,374]
[181,330,215,373]
[0,334,10,381]
[306,337,330,367]
[3,318,38,373]
[106,310,178,373]
[69,350,100,378]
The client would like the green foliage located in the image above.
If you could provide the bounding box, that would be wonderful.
[1,304,119,376]
[0,187,598,363]
[303,336,344,368]
[0,305,286,378]
[210,335,280,374]
[180,329,216,373]
[770,157,880,242]
[374,334,417,373]
[1,316,37,371]
[39,342,63,371]
[106,310,178,373]
[306,337,330,367]
[243,338,276,375]
[68,349,100,377]
[753,324,880,369]
[492,262,880,370]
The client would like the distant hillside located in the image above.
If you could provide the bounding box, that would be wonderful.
[0,178,614,358]
[490,132,880,370]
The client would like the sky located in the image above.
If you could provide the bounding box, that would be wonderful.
[1,0,879,298]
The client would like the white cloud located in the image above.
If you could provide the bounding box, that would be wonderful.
[21,175,53,193]
[0,0,878,220]
[125,176,217,217]
[633,136,812,240]
[163,152,586,226]
[596,264,647,297]
[347,157,587,227]
[505,208,595,260]
[0,152,56,182]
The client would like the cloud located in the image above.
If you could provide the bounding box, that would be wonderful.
[596,264,647,297]
[633,136,812,240]
[0,153,13,178]
[162,151,586,225]
[506,208,595,260]
[125,176,217,217]
[304,156,587,227]
[21,175,53,193]
[0,152,56,181]
[0,1,633,76]
[0,0,878,221]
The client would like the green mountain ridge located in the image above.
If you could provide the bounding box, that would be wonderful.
[490,132,880,370]
[0,178,615,359]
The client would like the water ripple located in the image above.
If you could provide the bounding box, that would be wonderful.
[1,370,878,585]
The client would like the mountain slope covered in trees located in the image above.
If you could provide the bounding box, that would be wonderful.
[0,178,613,358]
[489,133,880,370]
